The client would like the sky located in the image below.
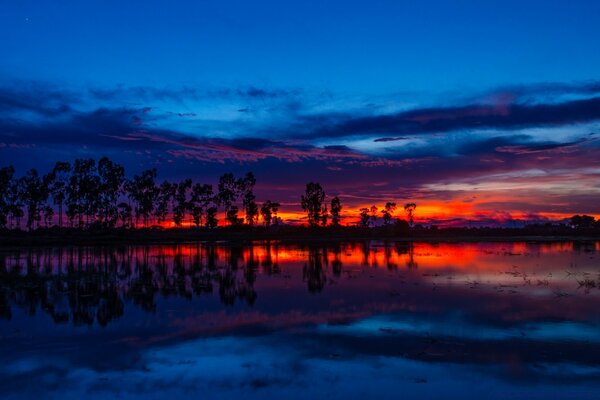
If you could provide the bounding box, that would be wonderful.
[1,0,600,225]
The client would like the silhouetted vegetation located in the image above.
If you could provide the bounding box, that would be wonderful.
[1,157,600,245]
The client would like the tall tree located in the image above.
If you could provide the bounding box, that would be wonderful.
[42,206,54,228]
[359,207,370,227]
[404,203,417,227]
[117,202,133,228]
[6,176,24,229]
[320,205,328,226]
[190,183,213,228]
[381,202,396,226]
[21,169,49,231]
[172,179,191,227]
[155,181,176,225]
[330,196,342,226]
[240,172,258,225]
[260,200,280,227]
[370,205,378,226]
[67,159,99,228]
[126,169,159,227]
[0,166,15,229]
[48,161,71,227]
[97,157,125,227]
[301,182,325,227]
[217,173,239,225]
[205,206,218,229]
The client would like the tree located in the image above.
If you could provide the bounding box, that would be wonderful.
[6,177,24,229]
[260,200,280,227]
[126,169,159,227]
[301,182,325,227]
[97,157,125,227]
[381,202,396,226]
[217,173,239,225]
[42,206,54,228]
[320,205,328,226]
[117,202,133,228]
[225,206,243,226]
[21,169,49,231]
[205,206,218,229]
[67,159,99,228]
[0,166,15,229]
[155,181,176,225]
[330,196,342,226]
[240,172,259,225]
[404,203,417,227]
[370,205,378,226]
[169,179,191,227]
[47,161,71,227]
[190,183,213,228]
[570,215,595,229]
[359,207,370,227]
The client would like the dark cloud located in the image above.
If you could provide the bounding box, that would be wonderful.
[0,82,74,117]
[486,80,600,101]
[88,85,301,103]
[2,80,600,221]
[300,96,600,139]
[373,136,410,142]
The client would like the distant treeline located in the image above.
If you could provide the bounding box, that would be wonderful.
[0,157,418,231]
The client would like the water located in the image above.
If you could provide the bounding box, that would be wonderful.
[1,241,599,399]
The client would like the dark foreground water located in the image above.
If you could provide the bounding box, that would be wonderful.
[1,241,599,399]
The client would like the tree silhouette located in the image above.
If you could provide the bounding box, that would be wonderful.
[97,157,125,227]
[190,183,213,228]
[42,206,54,228]
[381,202,396,226]
[0,166,15,229]
[21,169,48,231]
[330,196,342,226]
[172,179,191,227]
[260,200,280,227]
[205,206,218,228]
[127,169,159,227]
[370,205,378,226]
[301,182,325,227]
[240,172,259,225]
[48,161,71,227]
[217,173,238,225]
[404,203,417,227]
[67,159,99,228]
[117,202,133,228]
[570,215,595,229]
[320,205,328,226]
[6,176,24,229]
[359,207,370,227]
[155,181,176,225]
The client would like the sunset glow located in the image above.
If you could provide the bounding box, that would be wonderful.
[2,2,600,227]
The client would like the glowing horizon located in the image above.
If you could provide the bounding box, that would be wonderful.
[1,1,600,227]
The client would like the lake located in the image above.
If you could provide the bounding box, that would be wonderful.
[1,241,599,399]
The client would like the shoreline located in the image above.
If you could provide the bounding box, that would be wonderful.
[1,228,600,248]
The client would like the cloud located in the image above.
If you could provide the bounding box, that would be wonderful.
[299,96,600,140]
[0,81,74,117]
[2,79,600,224]
[88,85,302,103]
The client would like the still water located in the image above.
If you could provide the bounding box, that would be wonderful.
[1,241,599,399]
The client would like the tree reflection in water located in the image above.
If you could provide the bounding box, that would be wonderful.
[2,241,597,328]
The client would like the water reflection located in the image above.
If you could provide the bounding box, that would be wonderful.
[1,241,600,399]
[0,241,599,327]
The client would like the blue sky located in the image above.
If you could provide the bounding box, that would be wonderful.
[1,0,600,223]
[3,1,600,91]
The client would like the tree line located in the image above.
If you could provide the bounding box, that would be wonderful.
[0,157,418,231]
